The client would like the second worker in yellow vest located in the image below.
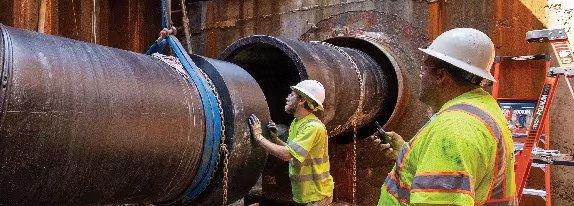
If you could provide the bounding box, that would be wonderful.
[249,80,334,206]
[374,28,517,205]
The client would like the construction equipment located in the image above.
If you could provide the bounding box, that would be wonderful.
[511,28,574,204]
[492,52,554,204]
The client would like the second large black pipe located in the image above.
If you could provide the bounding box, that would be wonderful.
[220,36,396,139]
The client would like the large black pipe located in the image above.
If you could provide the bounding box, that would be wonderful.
[0,25,268,205]
[220,36,396,139]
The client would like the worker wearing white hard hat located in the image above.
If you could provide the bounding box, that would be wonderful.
[249,80,334,205]
[374,28,517,205]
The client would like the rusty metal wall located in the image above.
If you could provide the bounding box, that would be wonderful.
[187,0,428,57]
[551,78,574,205]
[0,0,163,53]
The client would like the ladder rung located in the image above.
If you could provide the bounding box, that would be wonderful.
[523,188,547,197]
[526,28,568,42]
[494,54,550,63]
[532,163,547,168]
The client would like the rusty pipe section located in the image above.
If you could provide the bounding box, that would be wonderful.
[0,25,268,205]
[220,36,397,139]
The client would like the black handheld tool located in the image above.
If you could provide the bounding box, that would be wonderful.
[375,121,388,144]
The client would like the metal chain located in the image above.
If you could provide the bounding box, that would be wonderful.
[194,62,229,206]
[313,41,364,205]
[151,52,229,205]
[220,143,229,205]
[91,0,98,44]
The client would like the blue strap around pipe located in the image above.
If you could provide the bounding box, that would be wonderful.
[165,36,222,202]
[148,0,223,202]
[145,39,167,55]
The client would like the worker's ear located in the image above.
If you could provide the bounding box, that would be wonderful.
[297,97,306,106]
[433,67,450,85]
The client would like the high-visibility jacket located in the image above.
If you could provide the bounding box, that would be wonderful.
[285,113,334,203]
[378,88,517,205]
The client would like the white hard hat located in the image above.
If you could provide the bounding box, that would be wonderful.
[290,80,326,111]
[419,28,496,82]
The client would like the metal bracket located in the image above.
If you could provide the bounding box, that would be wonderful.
[548,67,573,76]
[532,147,574,166]
[526,28,568,43]
[494,54,550,63]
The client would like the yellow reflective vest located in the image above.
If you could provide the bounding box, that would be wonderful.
[378,88,516,206]
[285,113,334,203]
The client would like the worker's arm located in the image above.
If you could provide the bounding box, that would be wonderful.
[267,122,288,146]
[249,115,293,161]
[272,136,287,146]
[254,133,293,161]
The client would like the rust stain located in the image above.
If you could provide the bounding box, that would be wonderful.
[490,0,549,100]
[12,0,40,30]
[427,1,443,40]
[206,31,218,58]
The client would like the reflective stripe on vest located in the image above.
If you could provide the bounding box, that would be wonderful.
[395,144,410,170]
[288,141,309,158]
[292,155,329,167]
[384,173,410,203]
[445,104,508,202]
[290,171,331,182]
[411,171,473,195]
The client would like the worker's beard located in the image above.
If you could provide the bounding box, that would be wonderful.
[418,81,438,108]
[284,102,296,114]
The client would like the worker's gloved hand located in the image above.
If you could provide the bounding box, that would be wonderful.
[369,131,406,160]
[267,122,288,142]
[267,121,278,138]
[248,114,264,141]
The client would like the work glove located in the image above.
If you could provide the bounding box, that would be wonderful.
[266,122,288,143]
[248,114,264,142]
[369,131,406,160]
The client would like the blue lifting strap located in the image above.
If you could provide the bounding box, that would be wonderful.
[166,36,223,202]
[145,0,223,202]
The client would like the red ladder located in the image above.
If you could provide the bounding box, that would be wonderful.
[513,28,574,204]
[492,53,553,205]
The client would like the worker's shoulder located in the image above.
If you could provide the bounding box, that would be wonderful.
[415,113,491,152]
[434,108,483,123]
[300,118,326,130]
[428,110,486,136]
